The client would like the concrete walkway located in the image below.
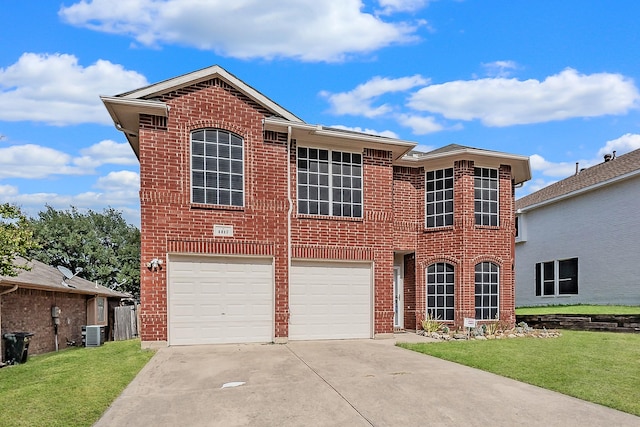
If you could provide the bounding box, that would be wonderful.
[95,334,639,426]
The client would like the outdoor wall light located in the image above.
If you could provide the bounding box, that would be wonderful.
[146,258,163,271]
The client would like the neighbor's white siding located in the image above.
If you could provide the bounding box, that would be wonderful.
[515,174,640,306]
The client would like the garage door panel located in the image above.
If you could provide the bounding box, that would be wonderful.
[290,261,372,340]
[169,256,273,345]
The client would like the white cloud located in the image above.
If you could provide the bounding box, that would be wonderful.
[322,74,428,117]
[75,140,138,168]
[527,133,640,184]
[396,114,444,134]
[481,60,519,78]
[377,0,431,14]
[95,170,140,194]
[0,140,138,179]
[0,173,141,225]
[0,144,88,179]
[597,133,640,157]
[0,53,148,125]
[408,68,639,126]
[329,125,399,139]
[60,0,421,62]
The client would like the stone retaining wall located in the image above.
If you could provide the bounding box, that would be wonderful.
[516,314,640,333]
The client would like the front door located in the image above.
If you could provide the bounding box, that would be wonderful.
[393,267,403,328]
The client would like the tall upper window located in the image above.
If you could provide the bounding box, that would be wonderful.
[297,147,362,218]
[425,168,454,228]
[191,129,244,207]
[426,263,455,321]
[535,258,578,296]
[475,262,499,320]
[474,167,498,226]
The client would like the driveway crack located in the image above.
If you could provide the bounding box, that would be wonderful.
[286,345,375,427]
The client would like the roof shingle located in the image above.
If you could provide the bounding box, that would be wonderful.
[516,148,640,210]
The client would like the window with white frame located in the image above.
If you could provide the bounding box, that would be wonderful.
[425,168,454,228]
[475,262,499,320]
[297,147,362,217]
[191,129,244,206]
[474,167,498,226]
[426,262,455,321]
[535,258,578,296]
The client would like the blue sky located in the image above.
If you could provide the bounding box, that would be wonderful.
[2,0,639,226]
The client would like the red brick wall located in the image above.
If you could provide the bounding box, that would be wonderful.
[136,78,517,342]
[138,79,291,342]
[1,289,87,357]
[396,160,516,330]
[403,253,417,330]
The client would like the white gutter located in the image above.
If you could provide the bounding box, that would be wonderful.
[518,168,640,213]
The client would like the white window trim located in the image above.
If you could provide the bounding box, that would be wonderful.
[475,262,499,320]
[425,168,454,228]
[190,129,245,207]
[474,167,499,227]
[425,263,455,321]
[536,258,579,297]
[296,147,363,218]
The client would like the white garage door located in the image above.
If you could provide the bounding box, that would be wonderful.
[168,255,273,345]
[290,261,372,340]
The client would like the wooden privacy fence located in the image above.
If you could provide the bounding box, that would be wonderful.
[113,304,140,340]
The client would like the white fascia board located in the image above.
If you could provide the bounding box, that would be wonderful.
[518,169,640,213]
[396,148,531,184]
[264,118,417,160]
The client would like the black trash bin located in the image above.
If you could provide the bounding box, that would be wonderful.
[3,332,34,365]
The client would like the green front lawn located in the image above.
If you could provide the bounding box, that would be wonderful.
[399,330,640,416]
[0,339,154,427]
[516,304,640,315]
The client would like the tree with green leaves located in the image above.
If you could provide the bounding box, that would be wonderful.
[0,203,39,277]
[28,206,140,298]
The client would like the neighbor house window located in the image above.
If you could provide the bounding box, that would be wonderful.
[191,129,244,206]
[425,168,454,228]
[474,167,498,226]
[535,258,578,296]
[475,262,499,320]
[297,147,362,217]
[97,297,106,323]
[426,263,455,321]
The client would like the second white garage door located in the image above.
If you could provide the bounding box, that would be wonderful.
[289,261,372,340]
[168,255,273,346]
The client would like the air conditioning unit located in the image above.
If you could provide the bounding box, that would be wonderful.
[85,325,105,347]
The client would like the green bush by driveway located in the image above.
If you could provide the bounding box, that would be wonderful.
[0,339,154,427]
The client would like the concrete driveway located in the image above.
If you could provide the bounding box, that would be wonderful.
[95,335,639,426]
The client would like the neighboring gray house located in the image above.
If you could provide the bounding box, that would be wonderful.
[515,148,640,307]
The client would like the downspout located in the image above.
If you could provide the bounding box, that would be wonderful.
[286,126,293,341]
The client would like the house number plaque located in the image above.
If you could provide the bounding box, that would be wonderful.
[213,225,234,237]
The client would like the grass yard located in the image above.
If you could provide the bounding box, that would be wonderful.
[0,339,154,427]
[516,304,640,315]
[399,330,640,416]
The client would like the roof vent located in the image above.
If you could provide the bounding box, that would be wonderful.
[604,153,612,162]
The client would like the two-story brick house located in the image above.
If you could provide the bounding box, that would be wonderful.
[102,65,530,347]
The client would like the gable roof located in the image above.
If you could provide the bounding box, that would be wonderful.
[516,148,640,211]
[0,258,129,299]
[395,143,531,185]
[101,65,303,157]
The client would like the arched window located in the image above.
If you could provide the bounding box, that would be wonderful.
[191,129,244,206]
[475,262,499,319]
[426,263,454,321]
